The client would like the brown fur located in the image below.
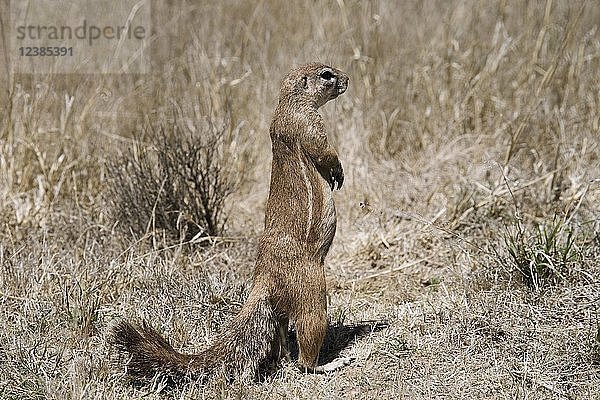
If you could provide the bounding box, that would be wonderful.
[110,62,349,383]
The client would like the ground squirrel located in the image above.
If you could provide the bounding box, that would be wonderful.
[110,62,350,382]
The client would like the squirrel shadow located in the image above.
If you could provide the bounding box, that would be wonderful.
[287,319,389,365]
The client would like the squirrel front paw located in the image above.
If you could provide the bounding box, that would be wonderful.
[330,163,344,190]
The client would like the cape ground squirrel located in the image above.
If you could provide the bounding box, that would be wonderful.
[110,62,349,382]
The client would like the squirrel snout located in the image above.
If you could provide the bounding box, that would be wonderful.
[336,76,348,95]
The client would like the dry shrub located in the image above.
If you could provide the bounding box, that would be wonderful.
[107,109,249,245]
[105,33,255,246]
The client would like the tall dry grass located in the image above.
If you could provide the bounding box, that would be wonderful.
[0,0,599,398]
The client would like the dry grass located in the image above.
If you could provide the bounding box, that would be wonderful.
[1,0,599,398]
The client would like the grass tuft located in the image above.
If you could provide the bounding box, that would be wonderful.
[504,216,581,289]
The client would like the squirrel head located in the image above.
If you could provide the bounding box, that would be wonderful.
[279,63,349,108]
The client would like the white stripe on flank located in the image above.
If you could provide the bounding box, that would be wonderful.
[299,159,313,241]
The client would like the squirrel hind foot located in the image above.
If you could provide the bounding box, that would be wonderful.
[294,356,354,375]
[305,356,354,374]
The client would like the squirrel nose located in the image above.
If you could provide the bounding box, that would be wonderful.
[337,77,348,94]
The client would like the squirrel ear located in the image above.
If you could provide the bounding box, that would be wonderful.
[300,76,308,89]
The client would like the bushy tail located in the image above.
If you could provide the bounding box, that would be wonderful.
[110,290,277,383]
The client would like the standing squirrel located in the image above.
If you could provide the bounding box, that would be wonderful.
[110,62,350,382]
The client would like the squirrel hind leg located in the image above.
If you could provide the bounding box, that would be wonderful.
[295,310,328,370]
[273,316,291,362]
[293,311,354,374]
[258,316,290,378]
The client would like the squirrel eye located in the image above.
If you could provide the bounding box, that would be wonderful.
[320,70,335,80]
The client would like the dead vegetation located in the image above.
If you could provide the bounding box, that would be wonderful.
[106,109,248,245]
[0,0,599,399]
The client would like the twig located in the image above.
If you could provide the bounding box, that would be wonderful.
[0,291,31,302]
[563,184,589,228]
[400,211,490,255]
[475,169,559,209]
[348,258,430,283]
